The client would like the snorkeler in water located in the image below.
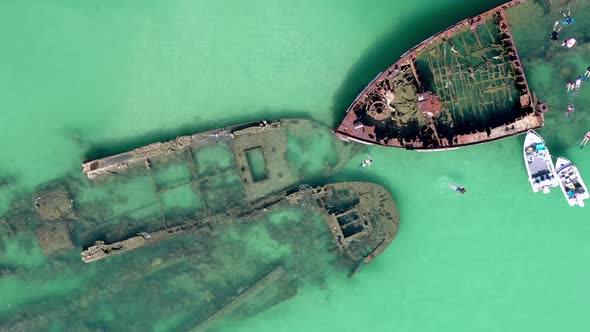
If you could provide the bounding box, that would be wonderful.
[562,10,574,25]
[550,21,562,42]
[449,183,466,194]
[580,131,590,149]
[575,76,582,91]
[359,154,373,169]
[562,38,576,48]
[565,104,575,117]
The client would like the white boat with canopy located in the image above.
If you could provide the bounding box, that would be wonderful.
[523,130,558,193]
[555,157,589,207]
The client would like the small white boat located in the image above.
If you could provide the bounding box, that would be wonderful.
[523,130,559,193]
[555,157,589,207]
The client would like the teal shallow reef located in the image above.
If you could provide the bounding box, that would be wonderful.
[1,0,590,331]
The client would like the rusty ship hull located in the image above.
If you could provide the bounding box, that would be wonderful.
[335,0,546,151]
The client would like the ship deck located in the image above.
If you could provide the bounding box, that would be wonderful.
[335,0,545,150]
[415,17,523,138]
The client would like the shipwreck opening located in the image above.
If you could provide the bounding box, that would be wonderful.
[341,223,364,238]
[336,211,364,238]
[245,147,268,182]
[324,189,360,215]
[337,211,359,226]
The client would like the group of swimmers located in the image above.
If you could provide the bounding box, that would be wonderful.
[548,10,590,149]
[566,67,590,148]
[565,69,590,95]
[557,10,583,102]
[550,10,576,47]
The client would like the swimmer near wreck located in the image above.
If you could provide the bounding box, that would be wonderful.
[359,154,373,170]
[565,104,575,117]
[562,10,574,25]
[448,183,467,194]
[580,131,590,149]
[550,21,562,42]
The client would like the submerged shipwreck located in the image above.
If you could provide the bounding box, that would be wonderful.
[81,182,399,266]
[80,119,398,265]
[335,0,546,150]
[0,119,400,331]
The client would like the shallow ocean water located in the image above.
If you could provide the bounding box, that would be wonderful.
[1,0,590,331]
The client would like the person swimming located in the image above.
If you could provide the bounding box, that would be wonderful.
[448,183,466,194]
[585,66,590,79]
[580,131,590,149]
[562,38,576,48]
[565,104,575,117]
[359,154,373,169]
[550,21,562,42]
[575,76,582,91]
[566,81,575,92]
[562,10,574,25]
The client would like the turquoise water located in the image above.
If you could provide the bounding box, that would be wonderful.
[2,0,590,331]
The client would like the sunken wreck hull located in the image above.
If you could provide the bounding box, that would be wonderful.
[335,0,546,151]
[78,118,389,264]
[78,118,400,266]
[82,182,400,268]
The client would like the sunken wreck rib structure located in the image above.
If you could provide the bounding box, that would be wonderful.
[335,0,546,150]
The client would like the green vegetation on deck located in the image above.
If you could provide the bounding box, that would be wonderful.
[415,17,523,138]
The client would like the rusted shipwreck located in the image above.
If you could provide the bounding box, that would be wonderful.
[335,0,546,150]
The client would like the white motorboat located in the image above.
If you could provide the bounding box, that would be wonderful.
[555,157,589,207]
[523,130,558,193]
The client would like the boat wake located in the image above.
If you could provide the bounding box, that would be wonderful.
[437,176,451,194]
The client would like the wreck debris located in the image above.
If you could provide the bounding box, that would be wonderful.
[191,266,288,332]
[33,185,75,222]
[33,185,75,255]
[1,218,14,237]
[35,220,74,255]
[81,224,211,263]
